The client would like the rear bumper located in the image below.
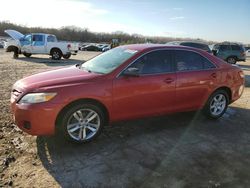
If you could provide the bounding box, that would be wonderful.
[68,50,78,55]
[230,83,245,103]
[11,101,62,136]
[237,58,246,62]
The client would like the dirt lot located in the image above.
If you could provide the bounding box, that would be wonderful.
[0,50,250,188]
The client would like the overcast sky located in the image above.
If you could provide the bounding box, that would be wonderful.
[1,0,249,43]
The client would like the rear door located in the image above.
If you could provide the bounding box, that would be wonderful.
[112,50,176,121]
[173,50,218,111]
[217,45,231,60]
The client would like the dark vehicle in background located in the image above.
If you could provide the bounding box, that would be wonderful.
[167,41,212,54]
[81,44,101,51]
[212,42,246,64]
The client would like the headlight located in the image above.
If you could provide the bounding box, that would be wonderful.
[19,93,57,104]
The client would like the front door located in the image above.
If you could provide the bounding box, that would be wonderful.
[112,50,176,121]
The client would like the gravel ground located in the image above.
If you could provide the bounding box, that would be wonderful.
[0,49,250,188]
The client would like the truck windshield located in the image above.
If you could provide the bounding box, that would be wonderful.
[81,47,138,74]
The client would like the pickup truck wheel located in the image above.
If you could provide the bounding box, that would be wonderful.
[227,57,236,64]
[23,53,32,58]
[13,52,18,59]
[13,48,19,59]
[60,103,105,143]
[63,54,71,59]
[51,49,62,60]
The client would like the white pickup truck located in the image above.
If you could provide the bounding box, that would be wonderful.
[4,30,79,60]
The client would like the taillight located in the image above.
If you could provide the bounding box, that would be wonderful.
[241,52,246,56]
[67,44,71,49]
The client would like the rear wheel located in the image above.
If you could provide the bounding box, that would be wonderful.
[63,53,71,59]
[203,90,229,119]
[227,56,236,64]
[60,103,105,143]
[23,53,32,58]
[51,49,62,60]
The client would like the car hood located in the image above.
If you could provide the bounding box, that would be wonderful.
[5,30,24,40]
[14,65,103,91]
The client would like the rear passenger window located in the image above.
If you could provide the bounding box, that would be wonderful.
[174,50,215,72]
[231,45,241,51]
[130,50,173,74]
[219,45,230,51]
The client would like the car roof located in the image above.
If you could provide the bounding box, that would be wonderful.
[215,42,242,46]
[120,43,207,53]
[168,41,208,45]
[30,33,55,36]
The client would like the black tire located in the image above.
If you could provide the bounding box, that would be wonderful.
[13,48,19,59]
[23,53,32,58]
[226,56,236,64]
[51,49,62,60]
[59,103,105,144]
[63,53,71,59]
[203,90,229,119]
[13,52,18,59]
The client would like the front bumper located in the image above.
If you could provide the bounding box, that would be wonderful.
[11,101,62,136]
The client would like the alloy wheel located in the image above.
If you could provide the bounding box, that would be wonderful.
[66,109,100,141]
[210,94,227,116]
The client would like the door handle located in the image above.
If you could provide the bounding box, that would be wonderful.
[164,78,174,84]
[211,73,217,79]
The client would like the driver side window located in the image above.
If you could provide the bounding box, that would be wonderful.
[128,50,173,75]
[21,35,32,46]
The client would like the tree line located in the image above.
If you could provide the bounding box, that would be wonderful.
[0,21,214,44]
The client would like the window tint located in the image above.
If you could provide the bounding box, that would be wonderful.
[47,35,57,42]
[130,50,173,74]
[219,45,230,51]
[174,50,215,72]
[231,45,241,51]
[32,35,44,42]
[32,35,45,46]
[21,34,32,45]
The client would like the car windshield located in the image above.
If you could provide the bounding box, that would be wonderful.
[80,47,138,74]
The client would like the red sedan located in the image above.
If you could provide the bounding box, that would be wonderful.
[11,44,245,143]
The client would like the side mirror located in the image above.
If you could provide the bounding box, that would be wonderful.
[212,49,218,55]
[123,67,139,77]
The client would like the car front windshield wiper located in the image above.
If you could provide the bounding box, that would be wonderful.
[81,66,92,73]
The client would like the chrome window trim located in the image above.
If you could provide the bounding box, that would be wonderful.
[116,48,217,78]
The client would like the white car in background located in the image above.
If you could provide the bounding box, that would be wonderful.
[246,49,250,57]
[102,44,111,52]
[4,30,79,60]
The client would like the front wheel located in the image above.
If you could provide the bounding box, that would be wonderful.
[60,103,105,143]
[23,53,32,58]
[63,53,71,59]
[203,90,229,119]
